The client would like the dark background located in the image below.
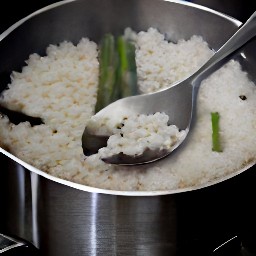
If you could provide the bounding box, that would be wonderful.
[0,0,61,33]
[194,0,256,23]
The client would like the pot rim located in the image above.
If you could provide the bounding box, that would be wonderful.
[0,0,247,196]
[0,0,242,43]
[2,146,254,196]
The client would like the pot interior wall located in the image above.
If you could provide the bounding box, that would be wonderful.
[0,0,242,94]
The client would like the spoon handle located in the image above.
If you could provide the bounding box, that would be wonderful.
[192,11,256,86]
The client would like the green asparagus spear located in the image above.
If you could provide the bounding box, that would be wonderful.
[95,34,118,113]
[95,34,138,113]
[211,112,222,152]
[116,36,138,98]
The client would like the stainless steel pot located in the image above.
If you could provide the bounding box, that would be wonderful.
[1,0,256,255]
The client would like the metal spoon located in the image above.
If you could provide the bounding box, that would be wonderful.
[82,11,256,165]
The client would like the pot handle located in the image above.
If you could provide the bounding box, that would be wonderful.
[0,233,39,255]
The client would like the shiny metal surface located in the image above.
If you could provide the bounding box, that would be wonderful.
[1,0,256,255]
[0,161,178,255]
[2,160,256,255]
[34,175,177,255]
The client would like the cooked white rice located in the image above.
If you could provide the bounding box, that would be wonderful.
[1,27,256,191]
[98,112,187,159]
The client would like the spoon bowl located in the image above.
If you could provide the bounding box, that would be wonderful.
[82,11,256,165]
[82,79,192,164]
